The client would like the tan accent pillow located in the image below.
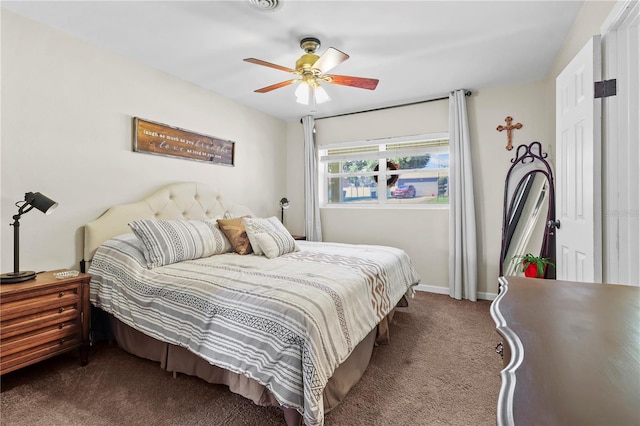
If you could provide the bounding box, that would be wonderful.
[217,216,253,255]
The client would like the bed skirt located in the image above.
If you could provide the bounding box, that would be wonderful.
[105,305,400,425]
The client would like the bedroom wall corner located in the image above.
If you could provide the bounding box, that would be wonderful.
[284,82,550,297]
[465,81,549,296]
[284,122,305,237]
[0,10,288,273]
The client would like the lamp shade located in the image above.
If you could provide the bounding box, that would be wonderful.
[295,83,331,106]
[295,83,310,105]
[1,191,58,284]
[279,197,290,224]
[314,86,330,104]
[25,192,58,215]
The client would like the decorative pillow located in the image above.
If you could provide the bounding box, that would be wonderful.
[267,216,293,235]
[243,216,278,255]
[129,219,225,268]
[254,231,299,259]
[243,216,295,255]
[202,220,234,254]
[217,216,253,255]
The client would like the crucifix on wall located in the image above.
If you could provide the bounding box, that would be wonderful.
[497,116,523,151]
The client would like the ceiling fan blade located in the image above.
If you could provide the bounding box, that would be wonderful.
[254,80,299,93]
[243,58,295,73]
[312,47,349,74]
[325,74,379,90]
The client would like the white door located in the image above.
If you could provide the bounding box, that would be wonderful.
[555,36,603,282]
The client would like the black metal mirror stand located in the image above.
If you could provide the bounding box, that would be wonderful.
[499,141,556,278]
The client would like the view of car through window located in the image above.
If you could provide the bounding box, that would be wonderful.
[391,183,416,198]
[321,134,449,206]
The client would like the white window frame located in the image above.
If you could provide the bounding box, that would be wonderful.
[319,132,450,209]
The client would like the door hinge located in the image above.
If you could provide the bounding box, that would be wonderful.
[594,79,616,98]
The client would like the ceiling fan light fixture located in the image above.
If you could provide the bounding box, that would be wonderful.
[314,85,330,104]
[295,82,310,105]
[245,36,377,104]
[295,81,331,106]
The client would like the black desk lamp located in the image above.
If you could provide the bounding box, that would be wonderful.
[279,197,290,224]
[1,192,58,284]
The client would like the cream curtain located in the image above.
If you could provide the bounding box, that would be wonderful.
[302,115,322,241]
[448,90,477,301]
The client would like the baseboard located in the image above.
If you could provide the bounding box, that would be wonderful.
[415,284,448,294]
[477,291,497,301]
[415,284,497,301]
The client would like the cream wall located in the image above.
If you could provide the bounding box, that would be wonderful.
[468,82,550,296]
[0,11,287,273]
[286,82,549,297]
[316,102,451,292]
[285,0,618,298]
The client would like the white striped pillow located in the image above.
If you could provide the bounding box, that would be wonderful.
[203,220,234,254]
[254,231,299,259]
[129,219,231,268]
[243,216,291,255]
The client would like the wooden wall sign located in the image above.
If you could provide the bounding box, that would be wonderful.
[133,118,235,166]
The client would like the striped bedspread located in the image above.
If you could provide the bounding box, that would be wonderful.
[89,234,420,426]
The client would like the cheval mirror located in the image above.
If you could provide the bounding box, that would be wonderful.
[499,141,557,278]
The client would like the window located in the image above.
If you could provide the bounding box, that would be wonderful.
[319,133,449,206]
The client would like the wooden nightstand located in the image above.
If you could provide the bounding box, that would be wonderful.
[0,270,91,375]
[292,235,306,240]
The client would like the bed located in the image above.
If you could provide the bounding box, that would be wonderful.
[84,182,420,426]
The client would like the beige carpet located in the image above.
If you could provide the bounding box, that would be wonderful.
[0,292,501,425]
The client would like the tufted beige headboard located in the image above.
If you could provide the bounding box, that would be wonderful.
[83,182,254,261]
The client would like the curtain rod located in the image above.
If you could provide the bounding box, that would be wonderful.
[312,90,472,121]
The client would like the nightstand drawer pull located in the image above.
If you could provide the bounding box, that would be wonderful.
[59,307,65,313]
[59,338,65,345]
[59,323,65,329]
[59,291,65,297]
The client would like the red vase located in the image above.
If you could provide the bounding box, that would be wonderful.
[523,262,545,278]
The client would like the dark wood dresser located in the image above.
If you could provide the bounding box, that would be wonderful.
[0,270,91,375]
[491,276,640,426]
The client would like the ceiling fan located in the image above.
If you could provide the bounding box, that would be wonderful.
[243,37,379,105]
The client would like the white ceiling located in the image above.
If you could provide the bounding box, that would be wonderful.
[2,1,584,122]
